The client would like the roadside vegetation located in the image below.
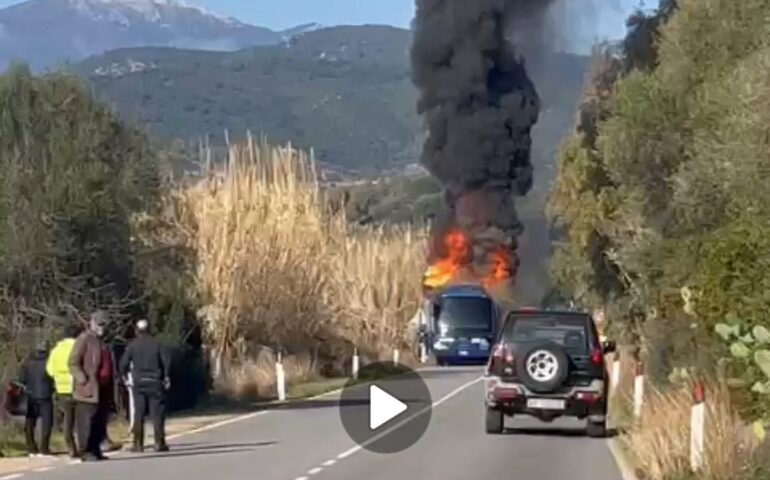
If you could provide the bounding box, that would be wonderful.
[548,0,770,478]
[0,61,426,456]
[139,137,426,398]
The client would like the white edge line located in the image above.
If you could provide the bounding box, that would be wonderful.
[33,467,53,473]
[167,384,347,441]
[607,438,639,480]
[294,477,309,480]
[166,365,446,442]
[307,467,323,475]
[0,474,24,480]
[321,459,336,467]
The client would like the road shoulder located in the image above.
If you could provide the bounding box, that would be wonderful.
[607,438,639,480]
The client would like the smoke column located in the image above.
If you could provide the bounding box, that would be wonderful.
[411,0,555,292]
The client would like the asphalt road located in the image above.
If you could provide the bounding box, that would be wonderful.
[10,367,624,480]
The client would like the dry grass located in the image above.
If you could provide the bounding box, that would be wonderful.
[620,378,758,480]
[137,136,427,387]
[221,350,316,401]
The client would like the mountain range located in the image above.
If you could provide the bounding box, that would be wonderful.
[0,0,320,70]
[70,25,588,174]
[0,0,589,176]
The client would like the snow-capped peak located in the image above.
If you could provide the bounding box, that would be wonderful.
[67,0,241,25]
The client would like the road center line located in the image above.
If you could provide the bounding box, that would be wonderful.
[337,375,483,460]
[322,460,336,467]
[307,467,323,475]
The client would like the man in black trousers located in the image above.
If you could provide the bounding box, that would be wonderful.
[120,319,171,453]
[19,340,55,457]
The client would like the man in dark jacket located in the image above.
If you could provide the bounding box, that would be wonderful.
[19,340,55,457]
[69,311,116,462]
[120,319,171,453]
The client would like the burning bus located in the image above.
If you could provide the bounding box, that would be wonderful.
[413,229,510,365]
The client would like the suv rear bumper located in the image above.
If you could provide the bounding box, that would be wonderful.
[484,376,607,422]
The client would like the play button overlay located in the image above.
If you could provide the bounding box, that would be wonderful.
[339,362,432,454]
[369,385,407,429]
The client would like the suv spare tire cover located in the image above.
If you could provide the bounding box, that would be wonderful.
[515,342,570,394]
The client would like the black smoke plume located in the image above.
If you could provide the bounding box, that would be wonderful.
[411,0,553,292]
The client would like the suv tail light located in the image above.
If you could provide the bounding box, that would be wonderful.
[590,348,604,367]
[492,343,514,363]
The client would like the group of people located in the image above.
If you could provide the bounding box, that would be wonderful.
[15,311,172,461]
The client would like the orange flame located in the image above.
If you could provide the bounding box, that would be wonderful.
[422,230,470,291]
[423,232,516,292]
[482,247,514,288]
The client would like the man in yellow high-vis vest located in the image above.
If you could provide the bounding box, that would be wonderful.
[46,324,82,458]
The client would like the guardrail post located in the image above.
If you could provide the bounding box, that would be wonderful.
[352,347,360,379]
[127,371,135,431]
[690,381,706,472]
[276,351,286,402]
[610,357,621,394]
[392,348,400,365]
[633,361,645,420]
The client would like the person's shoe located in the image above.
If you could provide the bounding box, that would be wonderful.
[95,452,110,461]
[154,444,170,453]
[128,444,144,453]
[68,449,79,459]
[80,453,100,463]
[101,441,121,452]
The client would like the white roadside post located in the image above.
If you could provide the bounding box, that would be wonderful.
[610,356,621,394]
[126,370,135,431]
[690,381,706,473]
[276,351,286,402]
[633,361,645,420]
[392,348,400,365]
[352,347,360,379]
[419,342,428,364]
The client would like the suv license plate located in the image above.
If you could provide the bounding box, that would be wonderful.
[527,398,565,410]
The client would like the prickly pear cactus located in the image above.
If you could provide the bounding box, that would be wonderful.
[715,322,770,426]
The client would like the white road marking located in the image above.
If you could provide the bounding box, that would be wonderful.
[607,438,639,480]
[294,477,308,480]
[167,384,347,441]
[307,467,323,475]
[336,446,359,460]
[322,459,336,467]
[33,467,53,473]
[0,474,24,480]
[335,375,483,461]
[167,410,269,440]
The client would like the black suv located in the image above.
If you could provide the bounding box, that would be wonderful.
[483,309,615,437]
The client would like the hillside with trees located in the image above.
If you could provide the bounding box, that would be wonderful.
[71,25,588,175]
[548,0,770,477]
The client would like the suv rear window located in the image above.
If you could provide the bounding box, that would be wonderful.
[501,313,594,354]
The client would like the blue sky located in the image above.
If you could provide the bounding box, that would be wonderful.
[0,0,657,38]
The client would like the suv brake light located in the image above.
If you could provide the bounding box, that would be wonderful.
[492,343,514,363]
[590,348,603,367]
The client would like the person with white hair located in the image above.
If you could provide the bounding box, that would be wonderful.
[119,319,171,453]
[68,311,115,461]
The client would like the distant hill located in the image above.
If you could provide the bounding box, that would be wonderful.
[0,0,312,70]
[72,25,589,173]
